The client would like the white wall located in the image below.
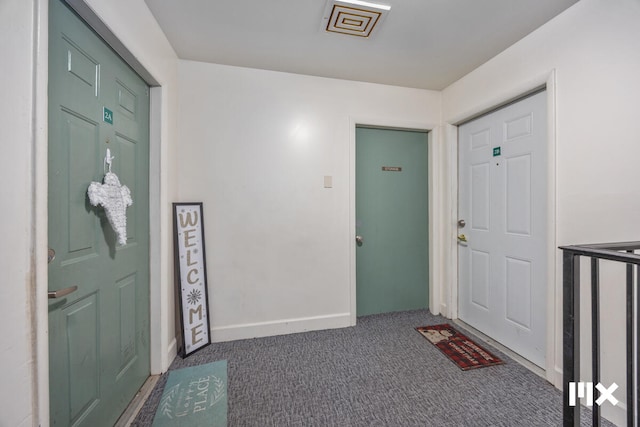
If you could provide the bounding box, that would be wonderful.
[177,60,441,341]
[0,1,40,425]
[0,0,179,425]
[442,0,640,424]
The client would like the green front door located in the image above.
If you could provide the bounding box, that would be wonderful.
[356,127,429,316]
[48,1,150,425]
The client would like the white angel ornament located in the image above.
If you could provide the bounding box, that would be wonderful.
[87,149,132,245]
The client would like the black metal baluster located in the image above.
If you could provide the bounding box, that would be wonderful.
[564,250,581,427]
[591,257,600,427]
[628,255,634,427]
[636,264,640,427]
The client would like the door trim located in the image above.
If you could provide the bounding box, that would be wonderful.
[37,0,166,423]
[63,0,159,86]
[349,116,439,325]
[444,70,558,385]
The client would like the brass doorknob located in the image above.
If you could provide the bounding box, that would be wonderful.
[457,234,467,242]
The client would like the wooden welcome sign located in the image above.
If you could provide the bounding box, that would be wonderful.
[173,202,211,357]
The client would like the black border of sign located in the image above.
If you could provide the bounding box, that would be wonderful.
[173,202,212,357]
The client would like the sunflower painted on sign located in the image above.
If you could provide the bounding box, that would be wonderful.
[186,289,202,305]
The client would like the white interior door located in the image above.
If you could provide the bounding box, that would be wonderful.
[458,91,547,368]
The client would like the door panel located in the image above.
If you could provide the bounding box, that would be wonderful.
[61,110,101,257]
[471,163,490,230]
[65,295,100,424]
[48,1,150,425]
[117,274,138,376]
[458,91,547,367]
[505,257,532,328]
[356,127,429,316]
[470,250,490,309]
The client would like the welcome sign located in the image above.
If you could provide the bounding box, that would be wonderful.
[173,203,211,356]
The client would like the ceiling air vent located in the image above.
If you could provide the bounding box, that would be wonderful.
[323,0,391,38]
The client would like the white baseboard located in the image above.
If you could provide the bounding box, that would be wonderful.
[166,337,177,369]
[439,303,448,317]
[210,312,352,343]
[152,337,178,374]
[600,402,626,427]
[554,366,563,389]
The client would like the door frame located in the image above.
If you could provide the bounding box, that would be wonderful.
[35,0,167,422]
[444,70,558,385]
[349,117,440,325]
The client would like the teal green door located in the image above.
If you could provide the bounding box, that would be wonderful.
[356,127,429,316]
[48,1,150,425]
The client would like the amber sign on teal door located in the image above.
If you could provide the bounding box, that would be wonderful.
[48,0,150,425]
[356,127,429,316]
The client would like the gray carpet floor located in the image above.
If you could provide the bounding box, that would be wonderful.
[132,309,612,426]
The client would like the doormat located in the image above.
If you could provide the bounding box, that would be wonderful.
[152,360,227,427]
[416,324,504,370]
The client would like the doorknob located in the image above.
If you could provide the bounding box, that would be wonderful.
[48,285,78,299]
[48,247,56,264]
[457,234,468,243]
[356,235,364,247]
[458,219,466,228]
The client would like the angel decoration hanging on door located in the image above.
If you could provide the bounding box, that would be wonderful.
[87,149,133,245]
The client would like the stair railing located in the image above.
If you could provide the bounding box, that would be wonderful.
[560,241,640,426]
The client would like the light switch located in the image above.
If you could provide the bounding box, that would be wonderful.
[324,175,332,188]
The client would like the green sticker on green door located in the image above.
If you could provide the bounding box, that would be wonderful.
[103,107,113,124]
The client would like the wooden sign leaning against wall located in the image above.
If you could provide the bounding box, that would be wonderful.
[173,202,212,357]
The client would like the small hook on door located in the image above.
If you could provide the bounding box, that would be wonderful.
[104,148,114,173]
